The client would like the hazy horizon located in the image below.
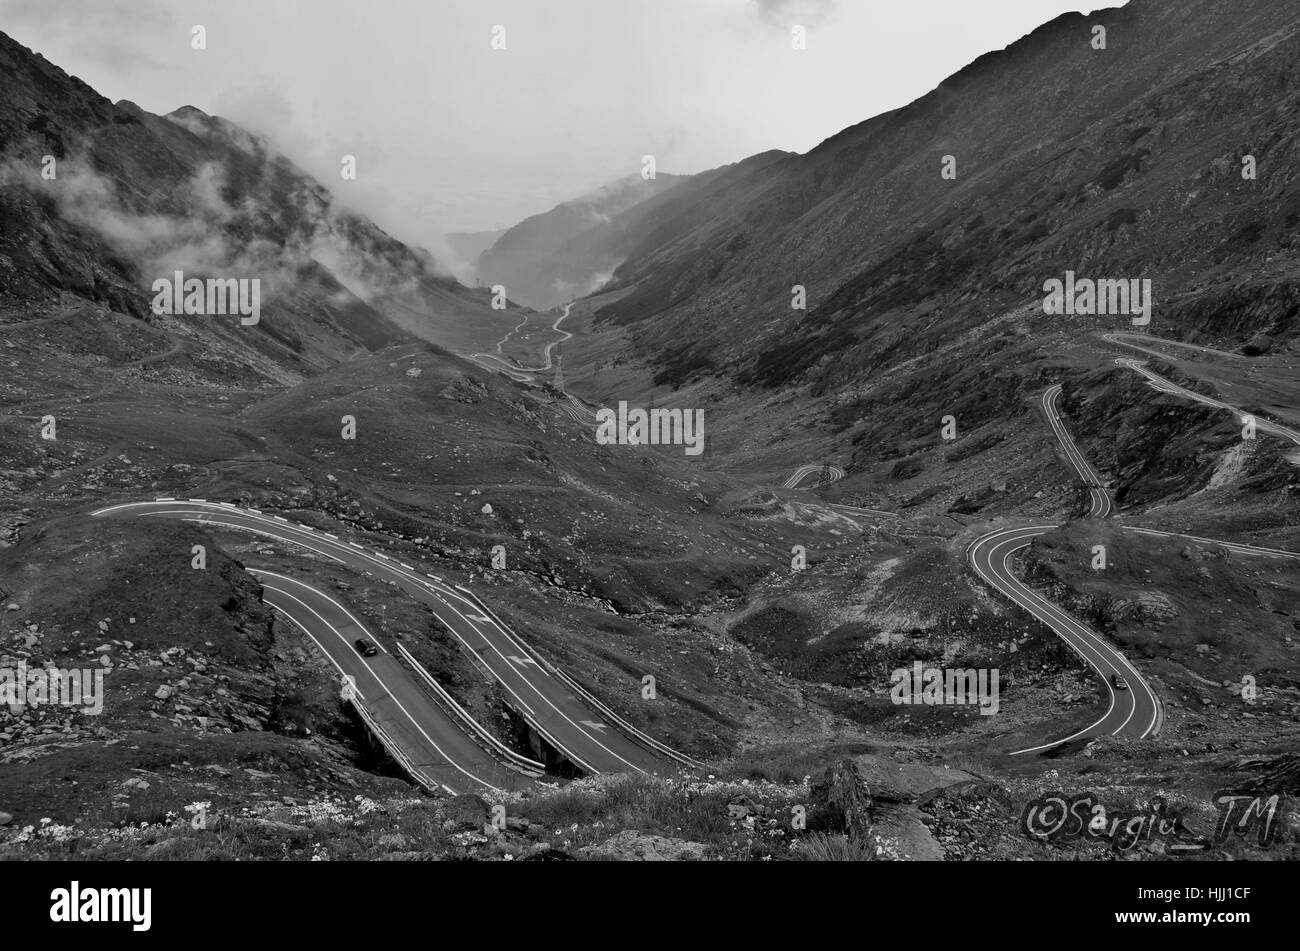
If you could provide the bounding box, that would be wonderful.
[0,0,1120,265]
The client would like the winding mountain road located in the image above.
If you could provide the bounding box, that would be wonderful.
[1102,331,1256,364]
[464,303,607,428]
[1041,384,1113,518]
[254,569,537,794]
[967,386,1158,754]
[1113,356,1300,447]
[776,388,1159,751]
[967,524,1160,754]
[780,370,1294,756]
[1118,526,1300,559]
[782,464,846,489]
[968,379,1300,754]
[780,462,903,520]
[468,303,574,383]
[90,498,698,789]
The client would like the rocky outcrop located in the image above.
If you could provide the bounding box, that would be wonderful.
[809,758,874,840]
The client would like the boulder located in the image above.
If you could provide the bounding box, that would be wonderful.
[442,793,490,831]
[810,758,873,839]
[871,803,945,860]
[853,755,980,803]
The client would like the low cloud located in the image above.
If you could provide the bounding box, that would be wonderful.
[751,0,837,25]
[0,0,174,73]
[0,156,237,277]
[210,82,461,280]
[0,142,455,321]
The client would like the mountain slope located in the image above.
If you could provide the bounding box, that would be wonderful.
[588,0,1300,392]
[473,173,690,310]
[446,228,506,271]
[0,30,518,380]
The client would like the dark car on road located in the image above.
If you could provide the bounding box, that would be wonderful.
[355,638,379,657]
[1111,674,1128,691]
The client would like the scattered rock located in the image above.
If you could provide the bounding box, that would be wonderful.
[578,830,707,861]
[250,818,310,836]
[377,851,439,861]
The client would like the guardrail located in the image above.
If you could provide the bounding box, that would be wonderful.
[347,695,444,795]
[549,665,705,771]
[395,642,545,776]
[457,586,705,772]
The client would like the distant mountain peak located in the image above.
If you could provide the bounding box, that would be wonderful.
[0,29,519,376]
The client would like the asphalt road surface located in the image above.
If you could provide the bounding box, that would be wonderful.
[468,303,573,383]
[1119,526,1300,559]
[1042,384,1113,518]
[1112,356,1300,447]
[91,499,694,783]
[254,569,536,794]
[783,464,847,489]
[967,524,1161,754]
[967,386,1159,754]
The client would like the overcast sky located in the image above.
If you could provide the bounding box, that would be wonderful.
[1,0,1118,259]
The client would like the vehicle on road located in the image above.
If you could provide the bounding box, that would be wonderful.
[1111,674,1128,691]
[355,638,379,657]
